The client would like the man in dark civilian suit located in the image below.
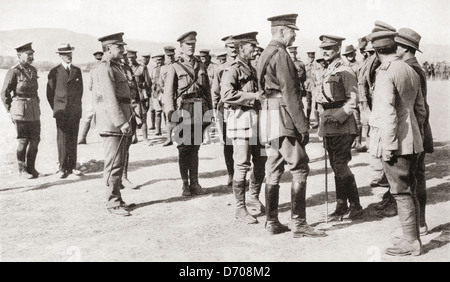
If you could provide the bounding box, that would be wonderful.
[47,43,84,178]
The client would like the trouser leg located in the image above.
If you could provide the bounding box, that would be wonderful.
[103,135,126,209]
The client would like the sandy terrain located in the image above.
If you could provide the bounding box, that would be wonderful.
[0,70,449,262]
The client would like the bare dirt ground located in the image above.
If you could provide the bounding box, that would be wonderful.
[0,71,449,262]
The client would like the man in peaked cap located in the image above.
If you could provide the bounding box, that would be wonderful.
[163,31,212,197]
[149,53,165,137]
[199,49,216,86]
[368,30,426,256]
[211,35,237,187]
[395,28,432,236]
[342,44,367,153]
[317,34,363,221]
[216,50,227,64]
[47,43,84,179]
[304,51,320,129]
[257,13,326,238]
[1,42,41,179]
[93,32,134,216]
[220,31,266,224]
[252,46,264,68]
[359,21,397,194]
[160,46,177,147]
[127,49,151,147]
[78,51,104,145]
[287,46,310,123]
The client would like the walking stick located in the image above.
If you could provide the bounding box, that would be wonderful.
[106,132,126,187]
[324,137,328,224]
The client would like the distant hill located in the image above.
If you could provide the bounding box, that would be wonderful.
[0,28,449,66]
[0,28,220,66]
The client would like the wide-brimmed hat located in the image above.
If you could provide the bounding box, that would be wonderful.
[56,43,75,54]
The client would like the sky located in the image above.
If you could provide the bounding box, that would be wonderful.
[0,0,449,50]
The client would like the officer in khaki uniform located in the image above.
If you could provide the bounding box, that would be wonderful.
[160,46,177,147]
[210,35,236,187]
[286,46,308,115]
[395,28,433,235]
[150,54,165,136]
[163,31,212,197]
[1,42,41,179]
[127,49,151,145]
[257,14,325,238]
[368,31,426,256]
[304,51,320,128]
[316,34,362,220]
[199,49,216,87]
[221,32,266,224]
[93,32,134,216]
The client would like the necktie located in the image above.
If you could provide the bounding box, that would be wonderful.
[66,66,70,74]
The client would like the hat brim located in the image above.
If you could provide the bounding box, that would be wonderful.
[286,24,299,31]
[319,42,338,48]
[182,39,196,44]
[394,37,422,53]
[56,48,75,54]
[342,50,356,55]
[164,52,175,56]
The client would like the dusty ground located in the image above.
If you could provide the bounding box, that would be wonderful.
[0,70,449,262]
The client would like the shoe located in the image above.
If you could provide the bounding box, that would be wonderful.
[20,171,34,179]
[149,126,156,130]
[246,195,265,214]
[329,200,349,219]
[72,169,82,176]
[57,171,69,179]
[120,202,136,211]
[108,206,131,217]
[385,239,422,256]
[190,183,205,195]
[78,139,87,145]
[370,177,390,187]
[182,183,192,197]
[355,145,368,152]
[346,204,363,220]
[265,221,290,235]
[235,207,258,224]
[162,140,172,147]
[420,224,428,236]
[122,178,138,189]
[292,224,327,238]
[27,168,40,178]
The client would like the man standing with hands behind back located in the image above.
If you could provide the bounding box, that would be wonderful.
[47,43,84,179]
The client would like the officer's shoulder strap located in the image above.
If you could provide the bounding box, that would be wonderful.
[380,62,391,71]
[259,48,280,89]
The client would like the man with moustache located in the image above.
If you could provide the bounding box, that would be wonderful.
[316,35,362,221]
[1,42,41,179]
[93,32,134,216]
[163,31,212,197]
[47,43,84,179]
[257,14,326,238]
[221,32,266,223]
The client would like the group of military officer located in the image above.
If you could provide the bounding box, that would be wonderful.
[1,13,433,257]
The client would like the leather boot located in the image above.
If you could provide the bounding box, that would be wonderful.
[246,172,265,214]
[179,149,191,196]
[26,139,40,178]
[18,161,33,179]
[77,121,90,144]
[224,144,234,185]
[17,139,32,179]
[385,194,422,256]
[329,176,348,219]
[345,175,363,220]
[311,110,320,129]
[162,122,173,147]
[355,126,368,152]
[122,149,138,189]
[189,148,204,195]
[233,180,257,224]
[265,184,289,235]
[149,110,156,130]
[141,122,150,146]
[291,182,327,238]
[155,111,162,136]
[306,108,311,124]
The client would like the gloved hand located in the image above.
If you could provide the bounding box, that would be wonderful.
[382,150,393,162]
[299,131,309,146]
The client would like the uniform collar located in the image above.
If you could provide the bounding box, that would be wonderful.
[236,55,250,66]
[327,57,344,70]
[269,39,286,49]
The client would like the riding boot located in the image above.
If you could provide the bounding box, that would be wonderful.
[344,175,363,220]
[265,184,289,234]
[155,111,162,136]
[149,110,156,130]
[246,171,265,214]
[179,148,191,196]
[189,148,204,195]
[291,182,327,238]
[121,147,138,189]
[329,176,348,218]
[26,139,40,178]
[17,139,33,179]
[141,122,150,145]
[224,144,234,186]
[77,121,90,144]
[311,110,320,129]
[162,122,173,147]
[233,180,257,224]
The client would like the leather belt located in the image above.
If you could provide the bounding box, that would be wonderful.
[322,101,345,110]
[265,91,283,98]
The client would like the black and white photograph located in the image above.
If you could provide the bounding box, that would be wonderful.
[0,0,449,264]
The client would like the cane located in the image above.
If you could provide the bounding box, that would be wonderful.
[324,137,328,224]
